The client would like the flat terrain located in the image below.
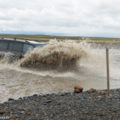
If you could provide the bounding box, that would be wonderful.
[1,34,120,43]
[0,89,119,120]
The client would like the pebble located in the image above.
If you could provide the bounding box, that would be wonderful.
[0,89,119,120]
[0,109,5,114]
[101,91,106,95]
[74,85,83,93]
[8,98,14,101]
[88,88,96,93]
[9,115,17,119]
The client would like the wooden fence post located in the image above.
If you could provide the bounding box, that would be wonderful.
[106,48,110,96]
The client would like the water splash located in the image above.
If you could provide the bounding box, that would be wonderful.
[0,51,21,63]
[0,41,120,103]
[19,41,87,71]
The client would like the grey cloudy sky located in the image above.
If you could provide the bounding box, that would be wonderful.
[0,0,120,37]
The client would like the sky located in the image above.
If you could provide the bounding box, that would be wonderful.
[0,0,120,37]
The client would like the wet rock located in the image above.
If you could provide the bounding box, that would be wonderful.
[45,100,52,104]
[16,119,20,120]
[8,98,14,101]
[88,88,96,93]
[33,94,38,97]
[18,97,22,100]
[19,111,25,114]
[0,109,5,114]
[9,115,17,119]
[60,94,65,96]
[26,112,31,115]
[101,91,106,95]
[74,85,83,93]
[108,93,112,97]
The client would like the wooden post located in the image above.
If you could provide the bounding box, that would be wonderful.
[106,48,110,96]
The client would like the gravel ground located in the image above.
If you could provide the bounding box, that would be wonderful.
[0,89,119,120]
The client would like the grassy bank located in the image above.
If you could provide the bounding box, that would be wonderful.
[0,34,120,43]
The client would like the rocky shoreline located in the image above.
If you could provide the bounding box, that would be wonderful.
[0,89,120,120]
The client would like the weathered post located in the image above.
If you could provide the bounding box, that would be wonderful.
[106,48,110,96]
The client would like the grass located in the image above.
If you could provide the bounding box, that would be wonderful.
[0,34,120,43]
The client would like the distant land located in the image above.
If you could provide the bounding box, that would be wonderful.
[0,34,120,43]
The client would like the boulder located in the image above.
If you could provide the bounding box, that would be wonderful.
[74,86,83,93]
[88,88,96,93]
